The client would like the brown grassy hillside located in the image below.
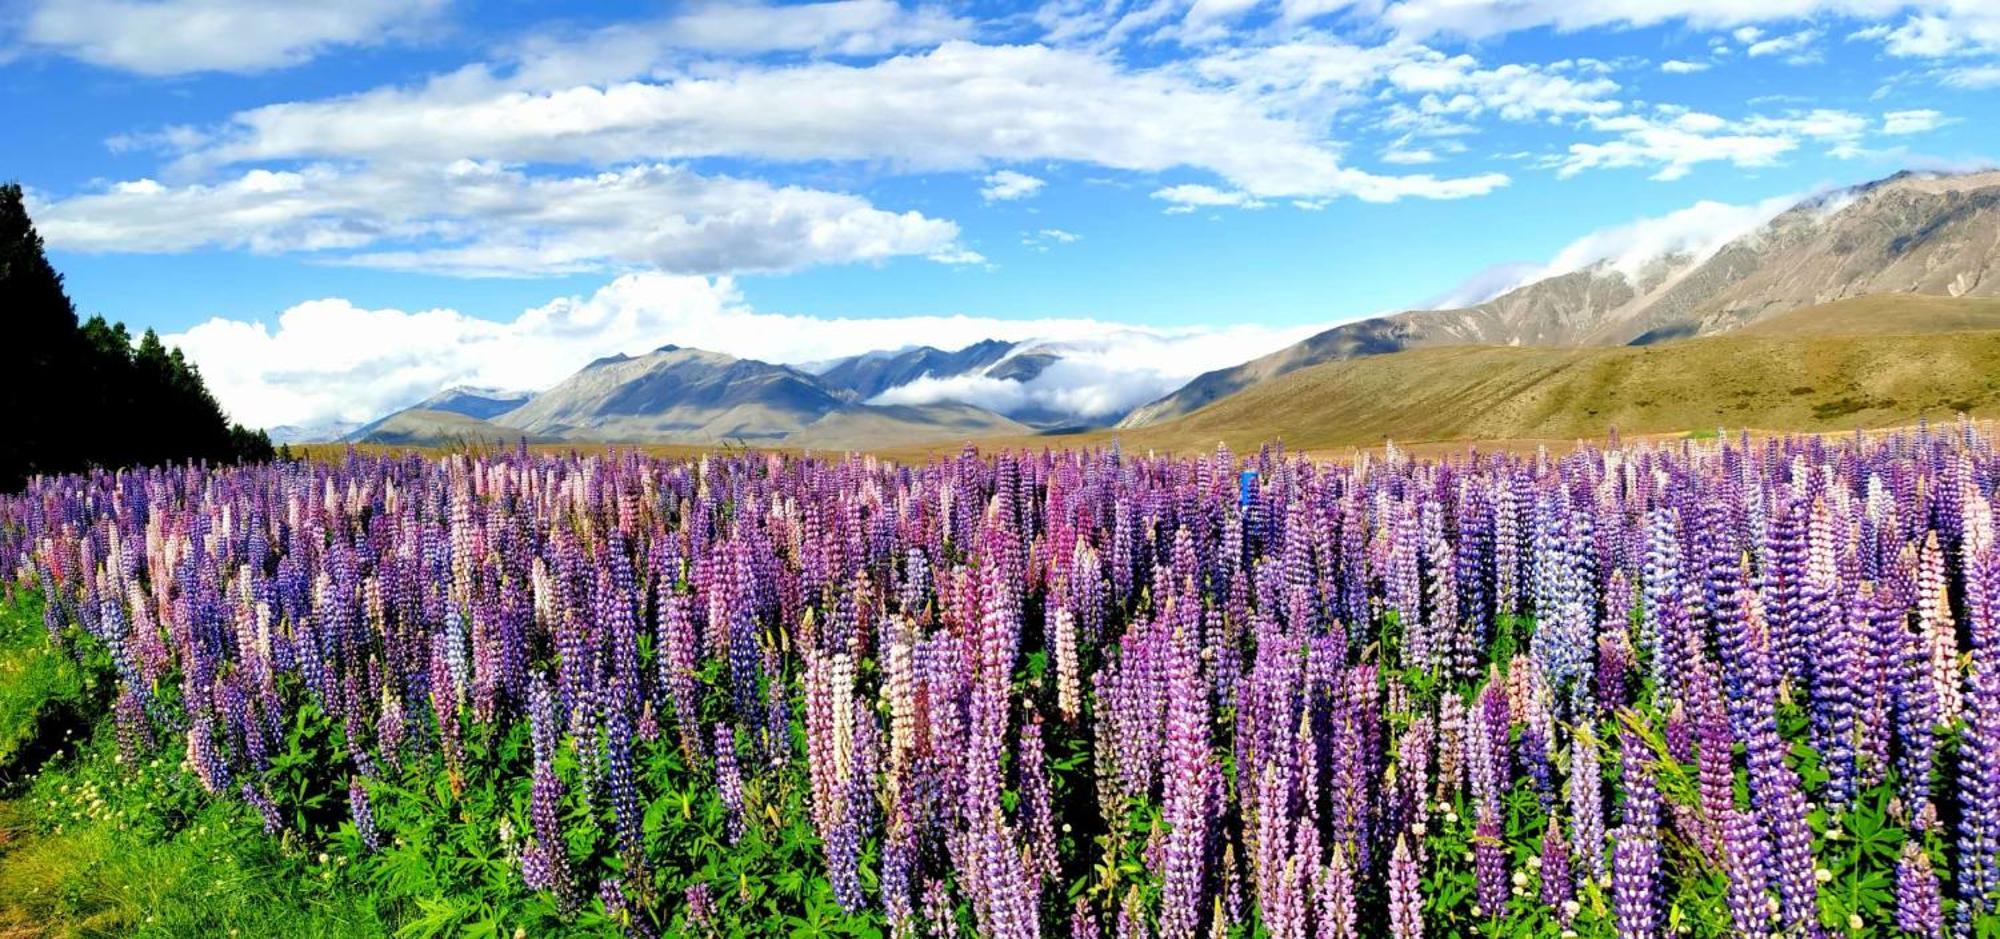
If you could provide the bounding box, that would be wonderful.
[1107,299,2000,454]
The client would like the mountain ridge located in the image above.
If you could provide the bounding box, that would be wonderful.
[1120,168,2000,427]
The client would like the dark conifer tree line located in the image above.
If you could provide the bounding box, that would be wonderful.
[2,181,272,491]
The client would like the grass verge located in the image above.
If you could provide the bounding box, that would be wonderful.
[0,591,390,937]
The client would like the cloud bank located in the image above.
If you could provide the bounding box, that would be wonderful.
[174,273,1323,430]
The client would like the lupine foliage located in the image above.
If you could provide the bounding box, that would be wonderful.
[4,424,2000,937]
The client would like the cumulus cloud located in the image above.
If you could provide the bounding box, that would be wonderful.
[31,161,968,277]
[1881,108,1954,134]
[1659,59,1711,73]
[173,273,1326,430]
[981,170,1047,202]
[15,0,446,75]
[171,42,1507,205]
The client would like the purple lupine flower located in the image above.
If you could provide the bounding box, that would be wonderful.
[1473,815,1507,919]
[1611,823,1661,939]
[713,723,747,843]
[1318,844,1357,939]
[685,883,718,934]
[1540,816,1573,921]
[1958,654,2000,919]
[1896,841,1944,938]
[241,781,283,834]
[1389,834,1423,939]
[1159,591,1213,939]
[349,775,381,851]
[1720,806,1773,939]
[526,675,575,910]
[1018,715,1059,883]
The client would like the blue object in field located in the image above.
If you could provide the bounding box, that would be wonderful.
[1238,470,1258,508]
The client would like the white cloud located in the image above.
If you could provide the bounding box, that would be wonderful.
[502,0,973,86]
[981,170,1047,202]
[1880,15,1966,57]
[1659,59,1711,73]
[1376,1,1974,41]
[1553,106,1864,180]
[1020,227,1081,251]
[178,41,1507,205]
[31,162,969,277]
[1540,193,1802,279]
[1381,145,1438,164]
[1385,54,1623,121]
[1943,64,2000,88]
[1745,28,1821,60]
[1433,190,1803,305]
[1151,184,1269,213]
[1881,108,1953,134]
[170,272,1322,429]
[16,0,445,75]
[866,328,1324,420]
[1422,260,1546,308]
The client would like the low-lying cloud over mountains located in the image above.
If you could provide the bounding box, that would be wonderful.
[180,273,1322,435]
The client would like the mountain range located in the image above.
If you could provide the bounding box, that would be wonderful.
[326,168,2000,451]
[1119,169,2000,426]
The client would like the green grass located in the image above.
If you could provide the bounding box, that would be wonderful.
[0,594,93,784]
[0,592,389,938]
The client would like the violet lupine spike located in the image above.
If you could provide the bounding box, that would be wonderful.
[1388,834,1423,939]
[1957,656,2000,919]
[1611,823,1661,939]
[1539,816,1573,922]
[1897,841,1945,939]
[1159,600,1214,939]
[713,723,747,844]
[349,775,382,852]
[526,675,576,910]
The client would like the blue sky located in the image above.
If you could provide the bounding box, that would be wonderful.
[5,0,1997,430]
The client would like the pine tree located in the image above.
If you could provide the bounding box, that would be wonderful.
[1,182,272,490]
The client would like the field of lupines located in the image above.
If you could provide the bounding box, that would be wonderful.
[3,425,1999,937]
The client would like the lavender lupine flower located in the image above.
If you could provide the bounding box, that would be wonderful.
[1720,807,1774,939]
[1958,655,2000,919]
[1568,722,1606,880]
[1159,598,1214,939]
[526,675,575,910]
[1473,816,1508,919]
[685,883,718,934]
[241,781,283,834]
[1540,816,1573,921]
[713,725,747,846]
[1318,845,1357,939]
[1018,715,1059,883]
[349,775,382,851]
[1896,841,1944,938]
[1389,834,1423,939]
[1611,824,1661,939]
